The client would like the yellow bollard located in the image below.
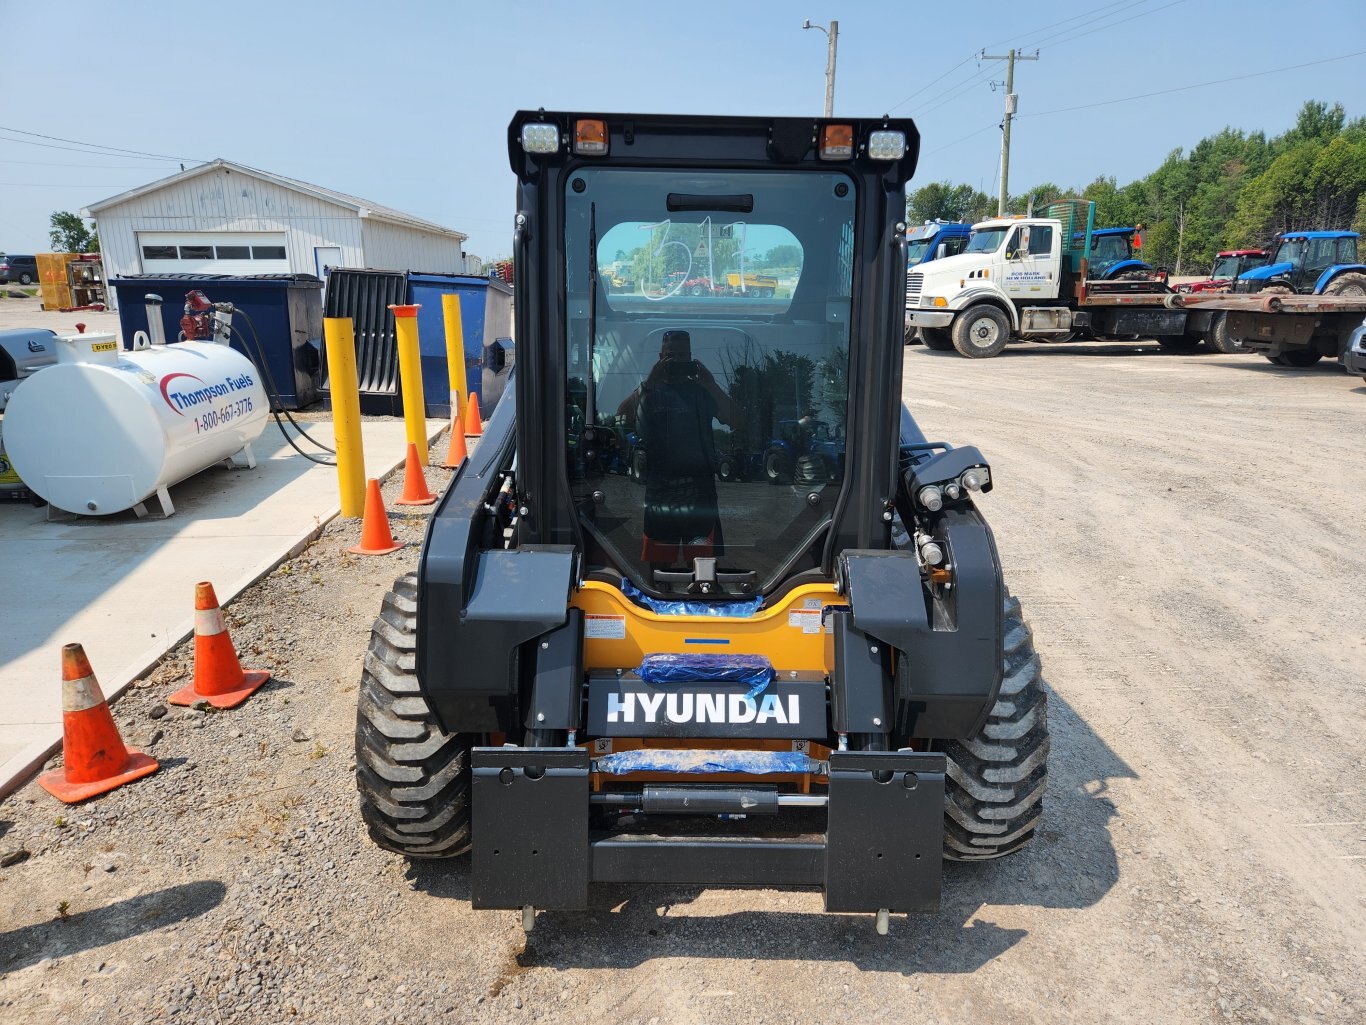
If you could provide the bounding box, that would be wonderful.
[441,292,469,428]
[389,303,428,467]
[323,317,366,518]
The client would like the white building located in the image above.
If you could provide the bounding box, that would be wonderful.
[84,159,468,286]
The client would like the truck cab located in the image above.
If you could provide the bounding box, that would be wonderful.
[1234,231,1366,296]
[905,220,971,267]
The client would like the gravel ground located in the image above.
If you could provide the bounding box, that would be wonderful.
[1,343,1363,1024]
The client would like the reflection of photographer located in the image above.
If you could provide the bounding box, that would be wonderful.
[616,330,740,567]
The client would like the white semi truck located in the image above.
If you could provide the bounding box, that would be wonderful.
[905,200,1190,358]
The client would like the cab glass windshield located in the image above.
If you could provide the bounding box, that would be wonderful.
[905,238,934,265]
[965,227,1007,254]
[563,168,856,597]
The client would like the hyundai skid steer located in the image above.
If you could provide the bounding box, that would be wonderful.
[356,111,1049,933]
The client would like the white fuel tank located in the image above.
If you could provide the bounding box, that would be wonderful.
[2,332,268,516]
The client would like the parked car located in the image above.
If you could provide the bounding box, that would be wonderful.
[1343,316,1366,382]
[0,255,38,285]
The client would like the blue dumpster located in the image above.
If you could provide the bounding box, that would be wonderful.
[405,273,514,417]
[110,274,323,409]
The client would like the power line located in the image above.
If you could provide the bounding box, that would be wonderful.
[1030,0,1184,51]
[985,0,1132,51]
[0,124,205,163]
[0,181,144,188]
[1,157,181,170]
[923,123,999,157]
[887,53,977,114]
[1018,50,1366,118]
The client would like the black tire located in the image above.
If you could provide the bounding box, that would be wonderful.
[763,448,792,483]
[689,284,706,297]
[1207,313,1245,355]
[940,593,1049,861]
[951,305,1011,358]
[1276,348,1323,368]
[356,573,476,858]
[1157,335,1202,354]
[921,327,954,351]
[717,456,736,482]
[1323,272,1366,297]
[630,449,646,482]
[19,273,34,285]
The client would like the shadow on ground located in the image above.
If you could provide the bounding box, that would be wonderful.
[0,880,226,975]
[407,687,1131,975]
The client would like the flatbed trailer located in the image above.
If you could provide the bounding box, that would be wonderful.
[1166,292,1366,367]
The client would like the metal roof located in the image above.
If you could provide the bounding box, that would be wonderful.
[1278,230,1358,240]
[83,159,466,240]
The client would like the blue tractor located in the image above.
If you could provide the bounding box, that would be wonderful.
[1072,226,1160,280]
[1233,231,1366,297]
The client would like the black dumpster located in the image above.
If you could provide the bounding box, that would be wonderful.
[110,274,323,409]
[320,268,407,416]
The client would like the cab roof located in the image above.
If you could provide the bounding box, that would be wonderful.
[1218,249,1267,257]
[1278,230,1358,240]
[1072,227,1135,240]
[506,110,920,185]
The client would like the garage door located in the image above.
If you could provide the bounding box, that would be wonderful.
[137,232,290,274]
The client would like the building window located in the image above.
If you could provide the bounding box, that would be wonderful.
[142,245,177,260]
[179,245,214,260]
[216,245,251,259]
[252,245,287,260]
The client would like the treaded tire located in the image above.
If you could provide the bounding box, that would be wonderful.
[940,593,1049,860]
[356,572,475,858]
[1207,313,1244,354]
[921,327,954,351]
[1323,272,1366,297]
[951,304,1010,359]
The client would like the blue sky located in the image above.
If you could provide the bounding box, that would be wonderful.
[1,0,1362,259]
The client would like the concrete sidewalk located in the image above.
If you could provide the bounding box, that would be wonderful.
[0,416,444,798]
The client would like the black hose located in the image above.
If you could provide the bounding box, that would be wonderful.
[218,316,336,466]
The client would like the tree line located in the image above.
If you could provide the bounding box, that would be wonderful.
[906,101,1366,274]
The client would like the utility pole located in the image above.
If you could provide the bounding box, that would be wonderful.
[980,47,1039,216]
[803,19,839,117]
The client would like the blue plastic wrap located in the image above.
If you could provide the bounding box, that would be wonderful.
[621,579,763,618]
[592,748,823,776]
[638,653,774,700]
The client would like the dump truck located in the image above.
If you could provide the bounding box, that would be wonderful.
[354,111,1050,933]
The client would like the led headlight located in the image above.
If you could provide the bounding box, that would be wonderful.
[520,123,560,154]
[867,130,907,161]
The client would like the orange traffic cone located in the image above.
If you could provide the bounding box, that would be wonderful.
[348,478,404,556]
[168,582,270,709]
[464,391,483,437]
[442,417,468,469]
[40,643,159,803]
[395,442,437,506]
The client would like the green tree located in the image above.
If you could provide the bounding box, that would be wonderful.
[48,211,99,253]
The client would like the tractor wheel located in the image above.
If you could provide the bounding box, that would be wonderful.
[921,327,954,352]
[951,305,1010,359]
[630,449,647,482]
[355,572,476,858]
[717,455,736,482]
[763,448,792,483]
[1323,272,1366,297]
[940,592,1049,861]
[1274,348,1323,368]
[1207,313,1245,354]
[689,284,706,297]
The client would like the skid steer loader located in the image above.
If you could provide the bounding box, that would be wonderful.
[356,111,1049,933]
